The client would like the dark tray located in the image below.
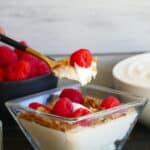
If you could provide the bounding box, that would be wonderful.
[0,74,58,128]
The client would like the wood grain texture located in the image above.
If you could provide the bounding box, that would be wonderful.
[1,0,150,54]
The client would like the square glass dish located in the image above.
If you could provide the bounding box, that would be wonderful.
[5,84,147,150]
[0,121,2,150]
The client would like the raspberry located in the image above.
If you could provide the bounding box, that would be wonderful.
[14,40,51,77]
[29,102,51,113]
[71,108,91,118]
[6,60,31,81]
[0,67,5,81]
[15,41,37,65]
[35,60,51,76]
[20,41,28,47]
[59,88,84,104]
[72,108,92,126]
[70,49,92,68]
[21,53,39,77]
[21,53,38,63]
[100,96,121,109]
[0,45,18,67]
[0,27,5,34]
[51,98,73,117]
[15,41,28,58]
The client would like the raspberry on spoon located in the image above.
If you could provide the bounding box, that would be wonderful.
[59,88,84,104]
[70,48,92,68]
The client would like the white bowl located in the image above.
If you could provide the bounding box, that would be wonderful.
[112,52,150,128]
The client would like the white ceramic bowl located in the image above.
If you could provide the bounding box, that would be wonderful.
[112,53,150,128]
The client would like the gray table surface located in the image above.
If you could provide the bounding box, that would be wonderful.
[3,123,150,150]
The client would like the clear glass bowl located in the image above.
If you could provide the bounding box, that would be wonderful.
[0,121,2,150]
[5,84,147,150]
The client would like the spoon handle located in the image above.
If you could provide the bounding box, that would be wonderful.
[0,33,56,68]
[0,33,26,50]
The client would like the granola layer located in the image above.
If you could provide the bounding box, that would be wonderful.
[18,96,136,132]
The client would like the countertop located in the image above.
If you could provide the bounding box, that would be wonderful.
[3,123,150,150]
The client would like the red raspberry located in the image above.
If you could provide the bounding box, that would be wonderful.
[71,108,91,118]
[21,53,38,63]
[21,53,39,77]
[29,102,51,112]
[59,88,84,104]
[0,45,18,67]
[15,40,51,78]
[29,102,41,109]
[0,67,5,81]
[72,108,92,126]
[15,41,28,58]
[6,60,31,81]
[100,96,121,109]
[20,41,28,47]
[35,60,51,76]
[0,27,5,34]
[51,98,73,117]
[70,48,92,68]
[15,41,38,63]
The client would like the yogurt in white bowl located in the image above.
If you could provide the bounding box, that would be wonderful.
[113,53,150,128]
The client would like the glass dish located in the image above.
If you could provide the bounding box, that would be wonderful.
[0,121,2,150]
[5,84,147,150]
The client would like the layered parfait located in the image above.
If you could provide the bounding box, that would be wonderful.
[18,88,138,150]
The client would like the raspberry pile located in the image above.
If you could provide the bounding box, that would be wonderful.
[29,88,121,118]
[0,41,51,82]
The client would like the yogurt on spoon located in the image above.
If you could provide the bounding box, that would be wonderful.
[52,49,97,85]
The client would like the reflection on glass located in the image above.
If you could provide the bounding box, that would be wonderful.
[0,121,2,150]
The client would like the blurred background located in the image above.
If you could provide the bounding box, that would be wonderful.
[1,0,150,55]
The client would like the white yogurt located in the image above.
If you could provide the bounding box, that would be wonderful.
[53,61,97,86]
[113,53,150,88]
[19,111,137,150]
[72,102,91,112]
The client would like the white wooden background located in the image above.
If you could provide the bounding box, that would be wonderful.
[0,0,150,54]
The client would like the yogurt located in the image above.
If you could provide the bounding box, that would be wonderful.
[53,60,97,86]
[19,111,137,150]
[113,53,150,88]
